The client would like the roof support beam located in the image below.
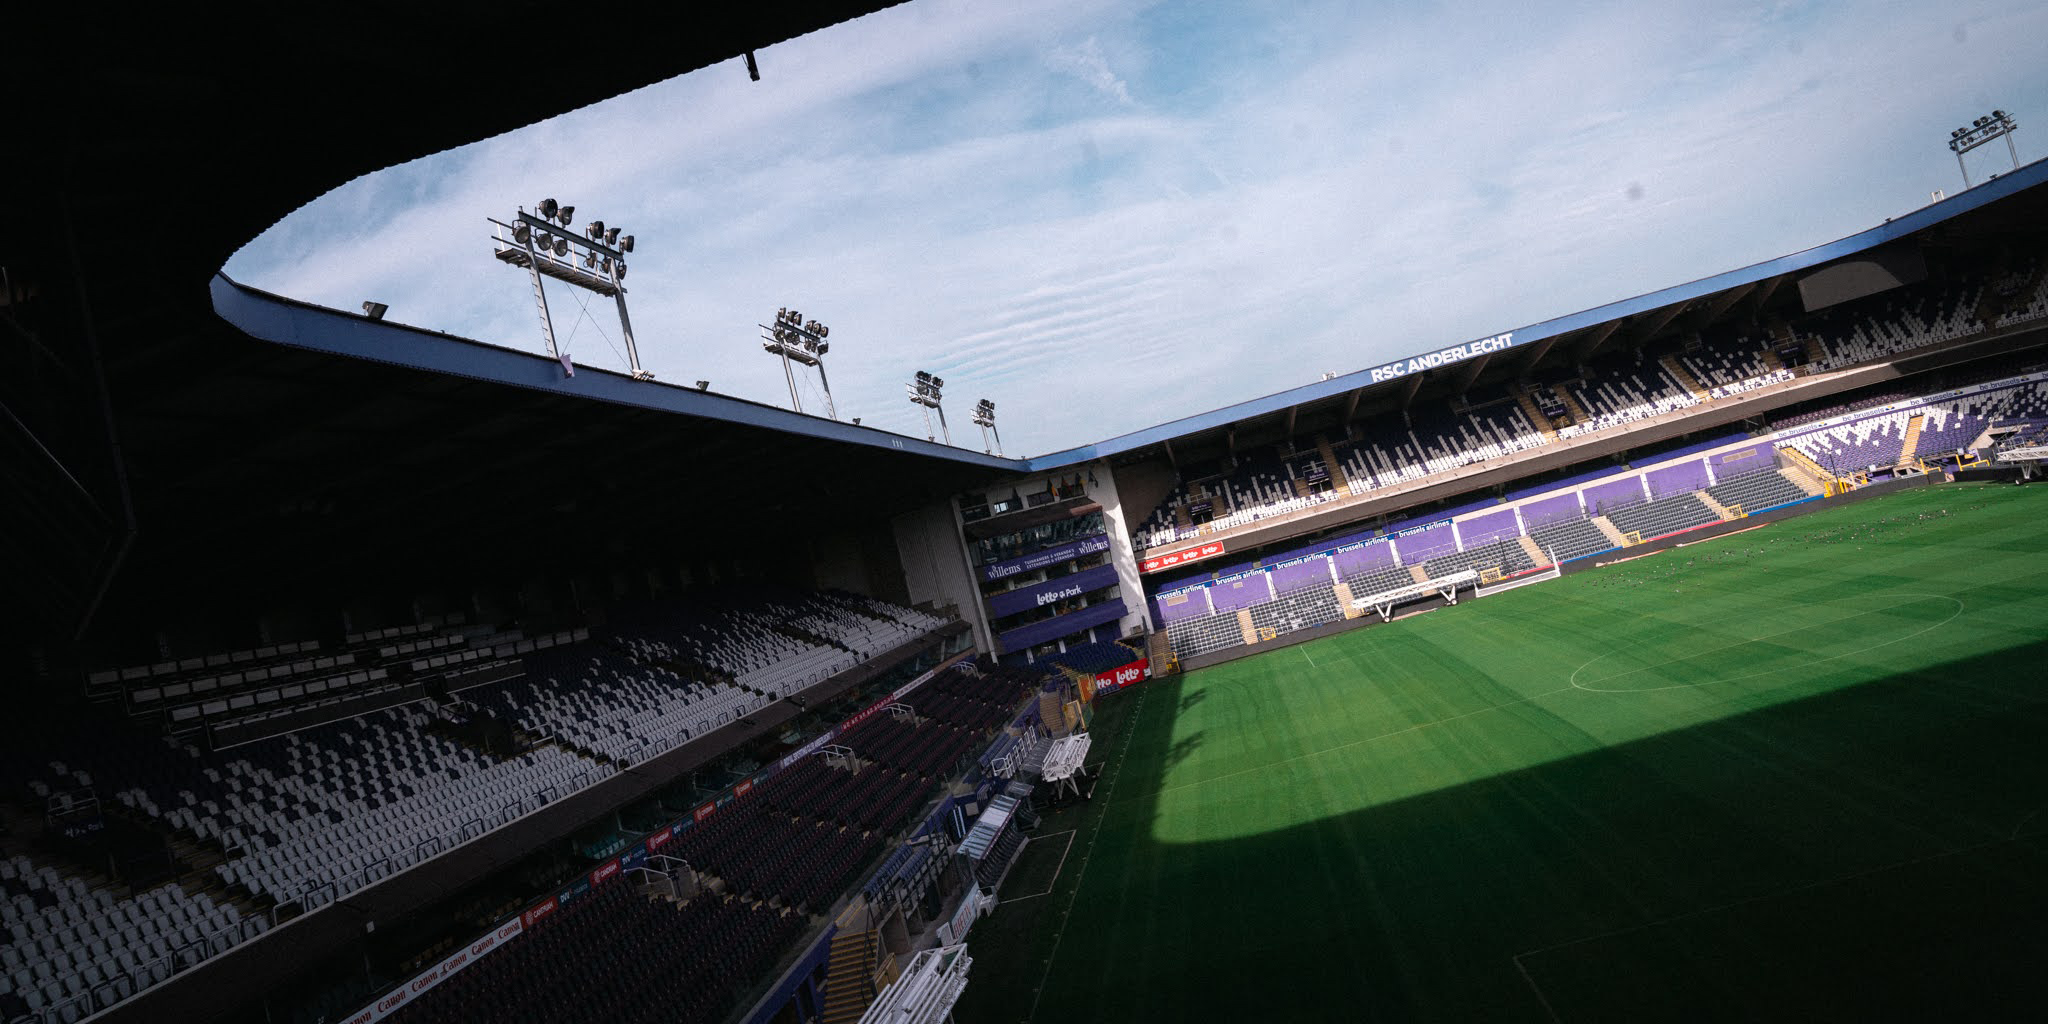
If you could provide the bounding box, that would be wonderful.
[1398,371,1424,410]
[1515,334,1563,376]
[1452,351,1491,393]
[1744,274,1786,322]
[1283,403,1297,441]
[1341,386,1364,427]
[1571,319,1623,363]
[1690,281,1753,332]
[1621,301,1687,351]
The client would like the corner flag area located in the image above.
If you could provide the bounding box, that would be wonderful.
[958,482,2048,1022]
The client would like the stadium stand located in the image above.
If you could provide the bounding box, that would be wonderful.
[1703,468,1811,515]
[383,880,806,1024]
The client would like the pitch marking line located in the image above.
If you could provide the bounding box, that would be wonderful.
[1026,685,1147,1024]
[999,830,1078,905]
[1568,593,1965,693]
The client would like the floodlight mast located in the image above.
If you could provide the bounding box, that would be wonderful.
[489,199,648,379]
[906,371,950,444]
[972,399,1002,455]
[1948,109,2021,188]
[760,309,837,419]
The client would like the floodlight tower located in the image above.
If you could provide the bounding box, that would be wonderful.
[1948,109,2021,188]
[906,371,950,444]
[760,308,837,419]
[971,399,1002,455]
[488,198,647,378]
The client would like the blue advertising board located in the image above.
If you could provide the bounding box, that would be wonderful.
[985,563,1121,618]
[979,533,1111,582]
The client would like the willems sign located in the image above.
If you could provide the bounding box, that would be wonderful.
[1368,331,1518,383]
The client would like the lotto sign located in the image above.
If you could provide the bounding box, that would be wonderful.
[1140,541,1226,574]
[1093,659,1150,694]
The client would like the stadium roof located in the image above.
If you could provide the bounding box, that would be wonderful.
[9,2,2047,644]
[1024,155,2048,469]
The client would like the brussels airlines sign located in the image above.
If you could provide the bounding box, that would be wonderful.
[1368,331,1517,384]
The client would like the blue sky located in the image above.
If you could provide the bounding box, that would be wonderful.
[226,0,2048,457]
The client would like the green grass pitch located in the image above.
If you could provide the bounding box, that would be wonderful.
[956,482,2048,1023]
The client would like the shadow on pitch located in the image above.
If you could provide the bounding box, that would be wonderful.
[1017,638,2048,1024]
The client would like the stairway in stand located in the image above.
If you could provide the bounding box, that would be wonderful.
[1316,436,1351,490]
[1555,387,1592,430]
[1897,413,1926,467]
[819,926,882,1024]
[1332,582,1358,619]
[1517,535,1548,566]
[1696,490,1739,522]
[1661,355,1710,402]
[1037,690,1067,737]
[1515,388,1560,441]
[1592,516,1630,548]
[1144,632,1175,672]
[1801,334,1827,366]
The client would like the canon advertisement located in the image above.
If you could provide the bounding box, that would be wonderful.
[979,533,1111,582]
[985,563,1120,618]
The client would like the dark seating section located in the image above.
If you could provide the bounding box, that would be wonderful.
[387,881,805,1024]
[1527,518,1614,562]
[1422,537,1536,580]
[1130,261,2048,553]
[1248,588,1344,636]
[0,586,953,1023]
[1043,641,1141,675]
[1601,493,1721,540]
[1704,468,1809,514]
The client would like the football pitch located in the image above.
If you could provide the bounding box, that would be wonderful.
[957,482,2048,1023]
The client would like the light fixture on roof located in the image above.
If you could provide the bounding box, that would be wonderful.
[760,306,839,419]
[362,301,388,321]
[488,197,650,379]
[971,398,1001,455]
[1948,107,2022,188]
[695,380,711,391]
[906,370,950,444]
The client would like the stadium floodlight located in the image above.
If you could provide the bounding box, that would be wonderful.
[759,306,839,419]
[1947,108,2021,188]
[971,398,1001,455]
[361,301,388,321]
[906,370,950,444]
[488,198,649,379]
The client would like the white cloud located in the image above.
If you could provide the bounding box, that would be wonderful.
[1046,36,1135,106]
[225,0,2048,456]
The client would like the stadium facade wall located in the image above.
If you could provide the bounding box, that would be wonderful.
[894,501,994,652]
[1082,456,1156,637]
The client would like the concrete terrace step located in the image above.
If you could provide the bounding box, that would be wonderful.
[1697,490,1739,521]
[1593,516,1630,548]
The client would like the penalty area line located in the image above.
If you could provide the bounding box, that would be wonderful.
[999,829,1079,904]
